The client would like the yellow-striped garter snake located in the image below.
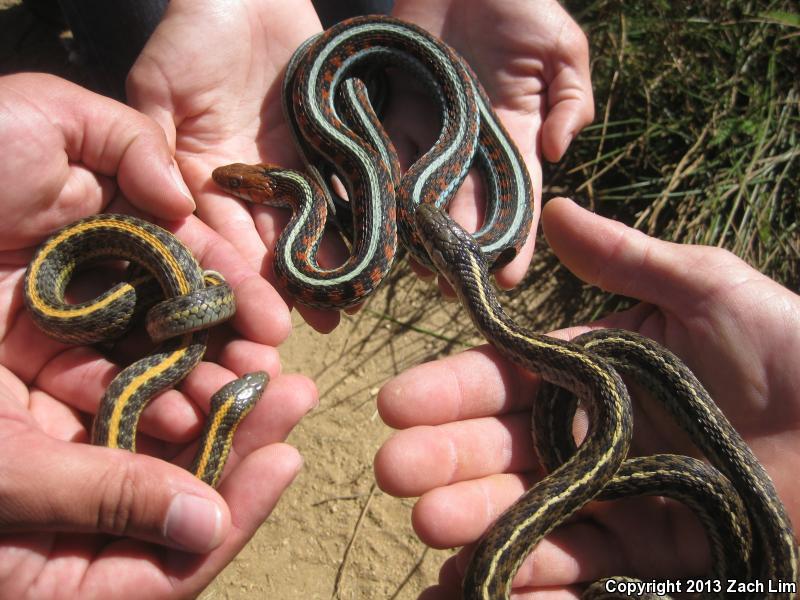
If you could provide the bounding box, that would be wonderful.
[24,214,266,488]
[414,203,798,599]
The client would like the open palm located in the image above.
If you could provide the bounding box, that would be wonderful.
[391,0,595,289]
[129,0,596,325]
[0,73,314,599]
[127,0,344,331]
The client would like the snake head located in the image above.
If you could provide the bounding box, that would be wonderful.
[237,371,270,398]
[211,370,270,413]
[414,204,485,287]
[212,163,286,204]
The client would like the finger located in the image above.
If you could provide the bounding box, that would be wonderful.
[156,349,283,448]
[541,197,750,315]
[436,555,469,597]
[27,345,194,449]
[447,171,487,236]
[540,20,594,162]
[6,73,195,218]
[412,473,530,549]
[440,496,711,592]
[418,585,459,600]
[75,444,303,598]
[180,366,317,459]
[213,338,282,380]
[440,549,584,599]
[408,257,437,281]
[197,179,274,274]
[0,307,70,385]
[494,220,538,290]
[168,443,302,587]
[236,373,318,456]
[28,389,86,442]
[375,414,538,498]
[418,554,465,599]
[445,172,539,291]
[382,73,440,170]
[0,431,229,553]
[199,180,345,334]
[385,77,539,291]
[57,165,117,229]
[435,275,458,300]
[32,345,114,412]
[216,442,302,532]
[294,304,342,333]
[378,345,540,429]
[452,526,588,591]
[26,347,219,448]
[33,341,313,451]
[273,221,366,331]
[460,505,708,591]
[125,75,178,151]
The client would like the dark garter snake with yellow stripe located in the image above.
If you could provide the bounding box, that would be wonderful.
[24,214,267,488]
[414,204,799,599]
[212,15,533,309]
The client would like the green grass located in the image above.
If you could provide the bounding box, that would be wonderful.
[517,0,800,327]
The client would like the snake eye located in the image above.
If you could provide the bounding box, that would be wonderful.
[229,178,241,189]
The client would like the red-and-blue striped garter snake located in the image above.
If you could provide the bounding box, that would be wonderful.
[212,14,534,309]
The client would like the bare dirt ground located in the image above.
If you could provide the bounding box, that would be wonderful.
[198,287,469,600]
[1,2,506,596]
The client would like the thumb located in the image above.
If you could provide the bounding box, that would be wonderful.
[1,434,230,553]
[541,197,739,314]
[540,20,594,163]
[125,67,179,154]
[38,73,195,219]
[541,94,594,163]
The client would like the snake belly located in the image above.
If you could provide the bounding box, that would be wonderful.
[24,214,267,487]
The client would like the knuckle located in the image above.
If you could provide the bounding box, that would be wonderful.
[94,458,138,536]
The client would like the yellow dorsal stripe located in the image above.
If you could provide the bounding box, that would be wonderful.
[468,252,627,593]
[106,344,191,447]
[468,253,617,386]
[193,396,237,477]
[27,218,193,319]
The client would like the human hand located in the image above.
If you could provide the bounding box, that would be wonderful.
[389,0,595,290]
[126,0,347,332]
[375,197,800,597]
[0,73,316,598]
[0,72,195,241]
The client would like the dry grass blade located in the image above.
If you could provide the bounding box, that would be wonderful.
[533,0,799,327]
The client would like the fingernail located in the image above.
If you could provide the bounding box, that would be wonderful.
[164,493,223,552]
[170,161,196,210]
